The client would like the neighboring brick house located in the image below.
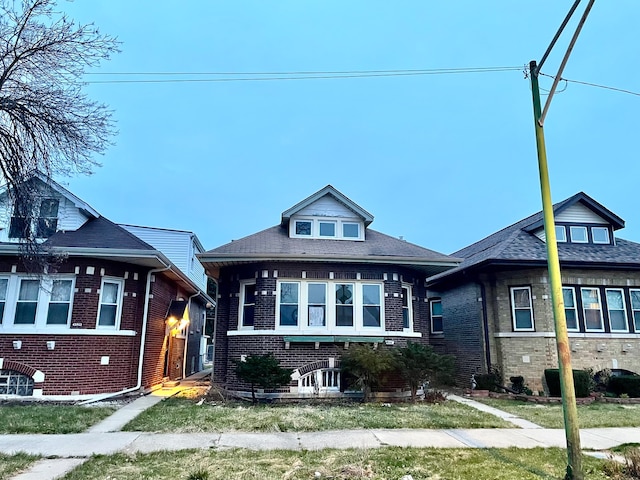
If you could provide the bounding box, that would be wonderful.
[427,192,640,393]
[0,174,213,399]
[198,185,459,397]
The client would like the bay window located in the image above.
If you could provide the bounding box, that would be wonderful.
[510,287,534,331]
[606,289,628,332]
[276,280,384,331]
[562,287,579,331]
[581,287,604,331]
[239,281,256,328]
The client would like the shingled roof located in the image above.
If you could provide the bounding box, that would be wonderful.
[428,192,640,285]
[199,225,459,276]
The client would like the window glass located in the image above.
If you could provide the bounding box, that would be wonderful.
[335,284,354,327]
[47,279,73,325]
[308,283,326,327]
[562,287,578,330]
[555,225,567,242]
[402,287,410,329]
[431,299,443,333]
[295,221,311,236]
[570,226,588,243]
[606,289,628,331]
[279,282,299,326]
[241,283,255,327]
[581,288,603,330]
[36,199,59,238]
[362,284,381,327]
[631,290,640,331]
[592,227,610,244]
[15,279,39,325]
[98,281,121,327]
[0,278,7,324]
[319,222,336,237]
[511,287,533,330]
[343,223,360,238]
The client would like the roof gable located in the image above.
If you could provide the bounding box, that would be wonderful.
[281,185,374,226]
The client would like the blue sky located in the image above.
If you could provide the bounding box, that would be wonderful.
[60,1,640,254]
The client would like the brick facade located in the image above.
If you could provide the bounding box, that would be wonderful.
[213,261,431,395]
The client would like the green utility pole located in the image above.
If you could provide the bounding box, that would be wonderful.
[529,60,583,480]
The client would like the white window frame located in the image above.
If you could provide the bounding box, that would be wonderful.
[96,277,124,330]
[555,225,567,242]
[581,287,604,332]
[0,276,8,326]
[605,288,629,332]
[2,275,76,330]
[402,285,413,331]
[562,287,579,332]
[275,280,384,333]
[298,368,341,394]
[592,226,610,244]
[289,217,365,241]
[318,221,337,238]
[630,289,640,332]
[430,298,443,334]
[13,278,41,326]
[238,280,256,330]
[569,226,588,243]
[510,286,535,332]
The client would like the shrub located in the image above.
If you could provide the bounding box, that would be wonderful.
[510,376,525,393]
[233,354,293,404]
[609,376,640,398]
[544,369,591,397]
[394,342,454,402]
[474,373,499,392]
[340,345,395,402]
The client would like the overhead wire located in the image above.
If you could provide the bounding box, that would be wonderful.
[540,72,640,97]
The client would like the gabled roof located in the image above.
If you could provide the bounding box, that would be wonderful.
[199,225,460,276]
[46,216,155,250]
[0,171,100,219]
[281,185,374,226]
[428,192,640,285]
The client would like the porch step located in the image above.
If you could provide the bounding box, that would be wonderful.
[162,380,181,388]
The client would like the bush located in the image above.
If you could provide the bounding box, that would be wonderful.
[394,342,454,402]
[544,369,591,397]
[340,345,395,402]
[233,354,293,404]
[474,373,499,392]
[609,375,640,398]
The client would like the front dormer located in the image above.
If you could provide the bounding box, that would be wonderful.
[0,174,99,243]
[526,192,625,246]
[281,185,373,242]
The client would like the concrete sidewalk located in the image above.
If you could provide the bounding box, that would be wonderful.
[5,378,640,479]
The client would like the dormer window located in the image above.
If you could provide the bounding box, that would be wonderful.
[8,198,59,239]
[290,217,364,241]
[592,227,610,244]
[569,226,588,243]
[555,226,567,242]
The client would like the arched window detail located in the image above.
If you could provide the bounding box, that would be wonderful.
[0,369,34,396]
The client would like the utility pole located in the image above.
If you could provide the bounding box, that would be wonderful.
[529,2,595,479]
[529,61,582,480]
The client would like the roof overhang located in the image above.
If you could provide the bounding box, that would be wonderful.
[198,253,460,278]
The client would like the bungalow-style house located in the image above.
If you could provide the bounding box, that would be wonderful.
[427,192,640,393]
[198,185,459,397]
[0,173,213,399]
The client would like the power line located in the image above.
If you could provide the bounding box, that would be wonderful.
[540,72,640,97]
[80,66,523,84]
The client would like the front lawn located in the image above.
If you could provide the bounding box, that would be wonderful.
[0,453,40,480]
[0,404,116,434]
[59,447,617,480]
[480,398,640,429]
[123,396,512,432]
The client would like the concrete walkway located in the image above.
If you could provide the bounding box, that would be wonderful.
[5,379,640,479]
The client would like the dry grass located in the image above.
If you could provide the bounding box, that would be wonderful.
[60,447,619,480]
[123,395,512,433]
[0,404,116,434]
[0,453,39,480]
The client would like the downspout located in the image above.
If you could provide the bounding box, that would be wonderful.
[477,280,492,371]
[210,278,219,383]
[80,264,170,404]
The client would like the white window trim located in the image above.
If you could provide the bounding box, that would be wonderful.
[96,277,125,330]
[430,298,443,334]
[562,287,580,332]
[555,225,567,242]
[275,279,384,333]
[592,226,610,244]
[0,276,8,325]
[631,289,640,332]
[289,216,365,241]
[298,368,341,394]
[402,284,414,332]
[510,286,535,332]
[605,288,629,332]
[238,280,256,330]
[581,287,605,332]
[569,226,588,243]
[2,275,76,331]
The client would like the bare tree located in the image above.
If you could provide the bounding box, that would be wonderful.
[0,0,118,267]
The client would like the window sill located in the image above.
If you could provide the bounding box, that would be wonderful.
[228,329,422,338]
[0,328,137,336]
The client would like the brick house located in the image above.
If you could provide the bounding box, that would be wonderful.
[427,192,640,393]
[198,185,459,397]
[0,174,213,399]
